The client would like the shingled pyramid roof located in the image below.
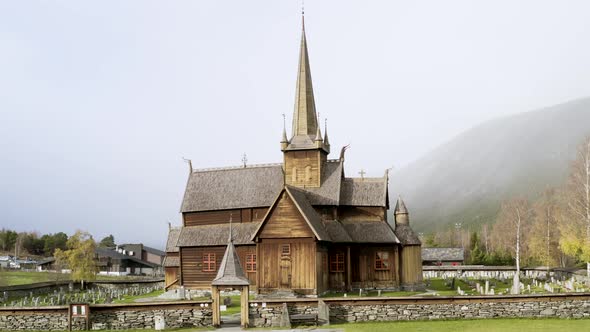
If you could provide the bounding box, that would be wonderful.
[211,241,250,286]
[394,196,408,214]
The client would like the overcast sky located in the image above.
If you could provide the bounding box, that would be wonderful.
[1,1,590,249]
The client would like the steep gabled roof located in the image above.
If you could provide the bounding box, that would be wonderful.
[166,227,181,253]
[251,186,331,241]
[180,164,284,213]
[394,224,421,245]
[181,160,387,212]
[342,222,400,243]
[162,256,179,267]
[286,186,331,241]
[302,160,342,205]
[212,241,250,286]
[340,176,388,207]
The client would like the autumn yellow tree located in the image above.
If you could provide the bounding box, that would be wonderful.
[55,230,97,284]
[559,136,590,276]
[528,188,562,268]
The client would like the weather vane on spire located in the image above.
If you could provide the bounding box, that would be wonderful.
[302,0,305,29]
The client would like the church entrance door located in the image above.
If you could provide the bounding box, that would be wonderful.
[280,256,291,289]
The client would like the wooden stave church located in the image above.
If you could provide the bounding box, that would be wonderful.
[163,21,423,296]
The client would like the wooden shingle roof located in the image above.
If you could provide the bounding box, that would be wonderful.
[180,161,387,213]
[211,241,250,286]
[285,186,331,241]
[394,224,421,245]
[166,227,181,253]
[340,177,388,206]
[422,248,464,262]
[180,165,284,213]
[163,256,179,267]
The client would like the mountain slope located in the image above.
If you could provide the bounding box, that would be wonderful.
[390,98,590,232]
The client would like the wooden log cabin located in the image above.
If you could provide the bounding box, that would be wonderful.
[164,20,423,295]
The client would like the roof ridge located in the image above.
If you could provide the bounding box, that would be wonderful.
[192,163,282,173]
[344,177,385,181]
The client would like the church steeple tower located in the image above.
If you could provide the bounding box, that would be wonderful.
[282,13,329,154]
[292,19,318,139]
[282,12,330,188]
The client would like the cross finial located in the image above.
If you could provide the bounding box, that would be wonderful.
[359,169,366,180]
[242,153,248,168]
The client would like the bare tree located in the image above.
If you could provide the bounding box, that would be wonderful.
[494,198,533,294]
[559,136,590,276]
[529,189,562,268]
[482,224,490,254]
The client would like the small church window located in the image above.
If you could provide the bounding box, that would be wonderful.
[292,167,298,182]
[203,253,216,272]
[281,244,291,256]
[305,165,312,181]
[375,251,390,270]
[330,252,345,272]
[246,254,256,272]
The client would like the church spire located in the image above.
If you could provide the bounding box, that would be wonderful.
[291,12,318,139]
[324,118,330,146]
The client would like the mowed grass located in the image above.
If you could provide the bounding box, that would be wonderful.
[0,271,66,286]
[329,318,590,332]
[0,271,154,287]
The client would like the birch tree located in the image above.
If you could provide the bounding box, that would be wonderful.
[494,198,532,294]
[529,189,562,268]
[559,136,590,276]
[55,230,97,285]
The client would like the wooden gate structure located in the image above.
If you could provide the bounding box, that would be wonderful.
[211,240,250,328]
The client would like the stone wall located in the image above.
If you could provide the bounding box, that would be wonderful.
[248,300,317,327]
[328,297,590,323]
[4,294,590,330]
[247,294,590,327]
[0,301,211,331]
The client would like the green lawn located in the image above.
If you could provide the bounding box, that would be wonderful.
[112,289,165,303]
[0,271,66,287]
[322,290,421,298]
[425,278,512,296]
[0,271,156,287]
[328,318,590,332]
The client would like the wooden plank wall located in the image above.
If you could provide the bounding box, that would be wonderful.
[183,207,269,226]
[180,246,257,289]
[259,193,314,238]
[329,245,399,290]
[338,206,386,222]
[400,245,423,286]
[165,267,179,288]
[258,239,316,294]
[235,246,257,284]
[283,150,325,188]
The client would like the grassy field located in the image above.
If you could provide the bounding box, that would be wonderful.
[322,290,422,297]
[0,271,154,287]
[328,318,590,331]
